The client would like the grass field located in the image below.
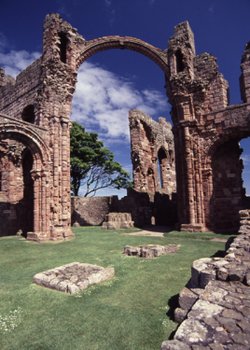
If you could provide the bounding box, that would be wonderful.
[0,227,232,350]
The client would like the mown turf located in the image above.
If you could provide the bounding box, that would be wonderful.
[0,227,233,350]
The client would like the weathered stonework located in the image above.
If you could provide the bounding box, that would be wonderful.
[71,196,114,226]
[123,244,180,258]
[102,212,134,229]
[0,14,250,239]
[166,22,250,233]
[162,210,250,349]
[33,262,115,294]
[129,110,176,197]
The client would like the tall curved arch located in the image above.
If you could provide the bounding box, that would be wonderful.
[76,36,169,73]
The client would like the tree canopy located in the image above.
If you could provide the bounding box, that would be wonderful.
[70,121,131,197]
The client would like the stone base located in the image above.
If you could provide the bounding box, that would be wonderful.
[180,224,207,232]
[123,244,180,258]
[27,227,74,242]
[102,212,134,229]
[33,262,115,294]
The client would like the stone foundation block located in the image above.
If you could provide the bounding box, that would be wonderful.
[33,262,115,294]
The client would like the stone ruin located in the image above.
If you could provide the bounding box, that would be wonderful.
[123,244,180,258]
[0,13,249,348]
[161,209,250,349]
[0,14,249,239]
[33,262,115,294]
[129,109,176,198]
[71,111,177,228]
[102,212,134,229]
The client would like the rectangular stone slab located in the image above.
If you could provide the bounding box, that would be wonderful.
[33,262,115,294]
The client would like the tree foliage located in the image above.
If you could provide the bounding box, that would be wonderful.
[70,121,131,196]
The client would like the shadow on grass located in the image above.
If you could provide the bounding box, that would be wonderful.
[166,293,179,322]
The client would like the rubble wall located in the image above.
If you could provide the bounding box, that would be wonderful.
[161,209,250,350]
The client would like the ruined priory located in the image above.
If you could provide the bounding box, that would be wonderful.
[0,14,250,240]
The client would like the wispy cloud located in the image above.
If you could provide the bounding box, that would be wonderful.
[57,5,72,19]
[105,0,112,7]
[208,3,215,13]
[0,33,8,52]
[241,154,250,164]
[72,61,169,144]
[0,50,40,77]
[104,0,116,26]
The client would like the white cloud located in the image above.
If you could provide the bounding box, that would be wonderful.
[0,47,169,145]
[241,154,250,164]
[72,61,169,144]
[0,50,40,77]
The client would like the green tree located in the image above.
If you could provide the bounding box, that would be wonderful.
[70,121,131,196]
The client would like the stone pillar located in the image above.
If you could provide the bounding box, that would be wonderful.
[27,169,51,241]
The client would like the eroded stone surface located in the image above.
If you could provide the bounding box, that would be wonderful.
[33,262,115,294]
[102,212,134,229]
[161,210,250,349]
[123,244,179,258]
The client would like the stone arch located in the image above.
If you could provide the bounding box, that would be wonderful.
[0,123,49,166]
[0,122,50,238]
[76,36,169,73]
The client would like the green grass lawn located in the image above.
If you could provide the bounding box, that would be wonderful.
[0,227,233,350]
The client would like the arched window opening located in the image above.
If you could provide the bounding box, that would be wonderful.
[158,148,167,189]
[175,49,185,73]
[147,167,155,193]
[22,105,35,123]
[59,32,69,63]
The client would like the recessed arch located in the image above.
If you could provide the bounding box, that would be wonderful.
[0,122,50,166]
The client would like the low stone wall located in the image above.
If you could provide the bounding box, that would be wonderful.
[71,189,177,228]
[71,196,114,226]
[161,209,250,350]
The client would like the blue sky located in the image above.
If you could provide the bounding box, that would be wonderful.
[0,0,250,196]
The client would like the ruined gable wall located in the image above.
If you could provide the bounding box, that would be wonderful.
[129,109,176,197]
